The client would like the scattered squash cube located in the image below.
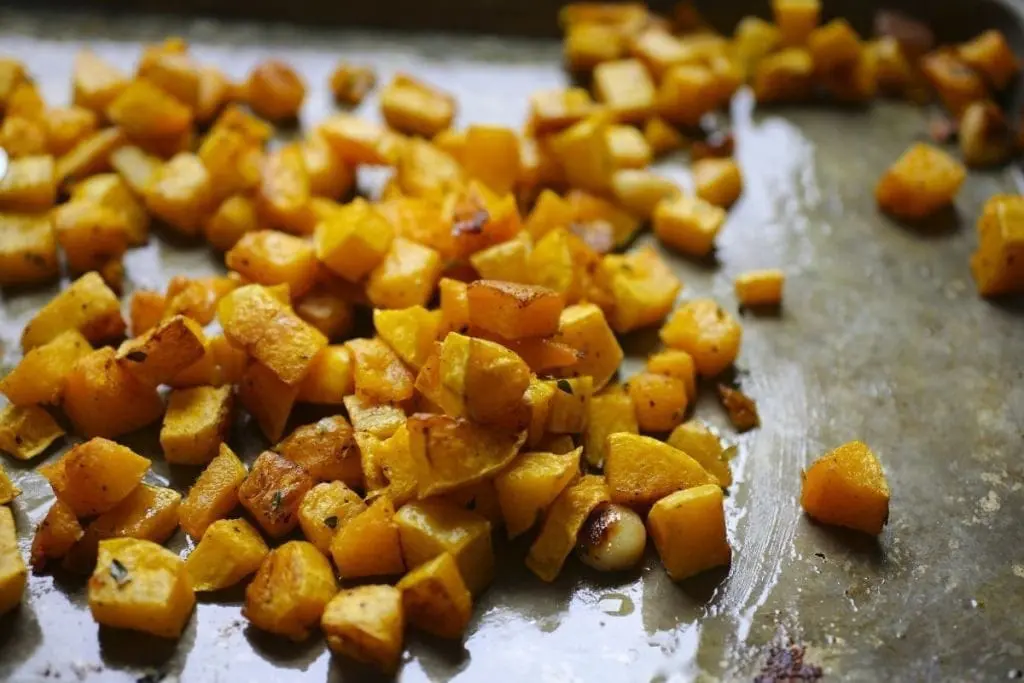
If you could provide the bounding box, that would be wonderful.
[107,79,192,144]
[0,404,65,460]
[645,349,697,400]
[56,127,126,185]
[693,158,743,208]
[277,415,362,486]
[0,211,59,287]
[593,58,656,123]
[527,87,597,135]
[467,230,530,285]
[397,552,472,640]
[1,329,91,407]
[366,237,443,309]
[495,449,580,538]
[546,376,592,435]
[115,315,206,387]
[40,437,150,517]
[373,307,439,371]
[226,230,317,298]
[31,500,84,571]
[971,195,1024,296]
[297,346,355,405]
[70,173,149,245]
[959,30,1020,90]
[395,498,494,595]
[245,59,306,122]
[321,585,405,674]
[0,116,47,159]
[346,337,415,404]
[195,65,236,124]
[297,481,366,556]
[654,194,726,257]
[753,48,815,103]
[197,125,263,203]
[564,23,626,72]
[550,113,616,193]
[318,114,404,167]
[302,131,354,199]
[606,124,653,170]
[185,518,269,592]
[462,125,521,195]
[315,198,394,282]
[551,303,623,391]
[600,246,682,334]
[329,62,377,106]
[145,152,216,236]
[295,284,355,340]
[239,451,314,539]
[466,280,564,341]
[660,299,742,377]
[160,385,234,465]
[204,194,259,251]
[21,272,125,350]
[801,441,890,535]
[110,144,162,196]
[526,474,609,582]
[179,444,247,539]
[0,155,56,211]
[256,145,316,236]
[73,50,127,113]
[52,201,128,276]
[667,421,733,487]
[128,288,168,336]
[734,17,782,74]
[959,100,1013,168]
[357,425,417,506]
[331,496,405,579]
[244,541,337,641]
[583,389,638,468]
[648,484,731,580]
[735,269,785,307]
[343,394,406,439]
[611,169,680,220]
[627,372,688,432]
[380,74,455,138]
[0,507,25,616]
[657,64,722,127]
[808,18,862,76]
[920,50,988,117]
[875,142,966,220]
[605,432,715,508]
[63,347,164,438]
[45,106,99,157]
[643,117,686,159]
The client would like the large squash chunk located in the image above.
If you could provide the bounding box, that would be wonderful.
[21,271,125,351]
[526,474,609,582]
[239,451,313,539]
[88,538,195,638]
[648,484,731,581]
[255,146,315,236]
[407,413,526,497]
[315,198,394,282]
[244,541,338,641]
[115,315,206,388]
[31,500,84,571]
[494,448,581,538]
[144,153,216,237]
[0,404,65,460]
[801,441,890,535]
[466,280,564,340]
[395,498,494,595]
[160,385,234,465]
[185,518,269,592]
[659,299,742,377]
[0,507,26,616]
[346,337,415,404]
[397,552,472,640]
[40,437,150,517]
[330,497,405,579]
[366,237,443,310]
[667,421,733,488]
[179,444,247,539]
[604,433,715,508]
[321,585,405,674]
[62,347,165,438]
[552,303,622,391]
[277,416,361,486]
[73,50,128,114]
[584,388,638,468]
[297,481,366,556]
[600,246,681,334]
[875,143,966,220]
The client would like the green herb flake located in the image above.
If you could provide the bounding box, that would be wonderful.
[324,515,339,529]
[109,558,131,586]
[271,491,283,510]
[556,379,574,395]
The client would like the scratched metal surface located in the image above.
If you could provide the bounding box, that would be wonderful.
[1,5,1023,683]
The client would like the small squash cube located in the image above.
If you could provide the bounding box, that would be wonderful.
[8,81,44,120]
[645,349,697,400]
[872,37,921,99]
[226,230,317,298]
[0,507,25,615]
[331,497,405,579]
[627,372,688,433]
[31,500,84,570]
[552,303,623,391]
[346,337,415,404]
[395,498,494,595]
[373,307,440,372]
[160,385,233,465]
[467,280,564,341]
[611,169,680,220]
[808,18,862,76]
[0,116,48,159]
[53,201,129,276]
[654,194,726,257]
[657,64,722,127]
[244,541,337,641]
[495,449,580,538]
[469,232,531,283]
[56,127,126,185]
[972,195,1024,296]
[584,389,638,468]
[462,125,521,195]
[593,58,656,123]
[366,237,443,309]
[249,314,328,389]
[920,51,988,116]
[145,153,216,236]
[629,29,693,80]
[302,131,354,199]
[63,348,165,438]
[527,87,597,135]
[343,394,406,439]
[526,474,609,582]
[693,158,743,208]
[667,421,733,487]
[959,100,1013,168]
[734,17,782,74]
[21,272,124,350]
[0,211,59,287]
[110,144,162,196]
[753,48,815,103]
[115,315,205,387]
[73,50,128,114]
[185,518,268,592]
[88,538,195,638]
[397,553,471,640]
[277,416,361,486]
[772,0,820,46]
[875,143,966,220]
[245,59,306,122]
[564,23,625,72]
[239,451,314,539]
[297,482,366,556]
[197,126,262,202]
[329,62,377,106]
[648,484,731,580]
[959,30,1019,90]
[318,114,403,167]
[315,198,394,282]
[735,269,785,307]
[605,124,653,170]
[107,79,192,143]
[137,50,200,108]
[40,437,150,517]
[550,113,616,193]
[357,425,417,506]
[256,145,315,236]
[438,278,470,337]
[547,376,593,434]
[295,285,355,340]
[1,330,91,406]
[380,74,455,138]
[599,246,681,333]
[0,405,65,460]
[70,173,149,245]
[660,299,742,377]
[297,346,355,405]
[0,155,56,211]
[321,585,404,674]
[643,117,686,158]
[605,432,715,508]
[204,194,259,252]
[179,444,247,539]
[801,441,890,535]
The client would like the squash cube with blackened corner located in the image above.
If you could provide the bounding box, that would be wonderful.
[801,441,890,535]
[526,475,608,582]
[40,438,150,517]
[2,330,91,406]
[245,541,337,641]
[875,143,966,221]
[179,444,247,540]
[71,173,149,245]
[0,405,65,460]
[627,372,688,432]
[373,307,440,372]
[145,153,216,237]
[605,433,715,508]
[972,195,1024,296]
[546,376,592,435]
[239,361,299,443]
[753,48,814,103]
[600,246,681,334]
[395,499,493,595]
[21,272,124,351]
[186,518,268,592]
[735,269,785,307]
[772,0,819,46]
[115,315,205,387]
[297,346,355,405]
[366,237,442,310]
[0,155,56,211]
[584,389,638,468]
[73,50,127,114]
[460,125,521,195]
[397,552,471,640]
[239,451,313,539]
[551,112,616,193]
[331,496,405,579]
[322,585,404,674]
[277,416,361,486]
[648,484,730,581]
[257,145,316,236]
[694,158,743,209]
[346,337,415,404]
[660,299,742,377]
[107,80,192,143]
[920,51,988,117]
[315,198,394,282]
[0,507,25,616]
[495,448,580,539]
[63,348,164,439]
[297,482,365,556]
[0,211,59,287]
[226,230,317,298]
[654,194,726,258]
[959,30,1020,90]
[552,303,623,392]
[31,500,84,571]
[160,386,234,466]
[467,281,564,341]
[357,424,417,506]
[344,395,406,439]
[380,74,455,139]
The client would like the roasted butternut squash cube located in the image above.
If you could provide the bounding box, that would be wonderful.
[660,299,742,377]
[552,303,623,391]
[469,232,531,283]
[645,349,697,400]
[318,114,403,167]
[523,189,573,242]
[627,372,688,432]
[657,64,721,127]
[501,338,580,376]
[70,173,148,245]
[0,211,59,287]
[772,0,819,46]
[439,332,532,425]
[527,228,588,303]
[972,194,1024,296]
[395,137,467,204]
[407,413,526,497]
[321,585,404,674]
[245,59,306,122]
[73,50,128,114]
[145,153,216,236]
[438,278,470,337]
[0,155,56,211]
[297,346,355,405]
[584,389,638,468]
[315,198,394,282]
[115,315,205,387]
[0,116,47,159]
[959,30,1019,90]
[107,79,192,143]
[357,425,417,506]
[185,518,268,592]
[63,348,164,438]
[0,507,25,615]
[495,449,580,538]
[179,444,247,539]
[7,81,44,120]
[550,113,616,193]
[0,463,20,504]
[365,237,442,309]
[875,142,966,220]
[204,194,258,251]
[643,119,685,160]
[167,274,240,327]
[959,100,1013,168]
[329,62,377,106]
[57,129,125,189]
[443,479,503,528]
[807,18,862,76]
[600,246,680,334]
[344,394,406,439]
[380,74,454,138]
[0,405,65,460]
[397,552,471,640]
[753,48,814,102]
[249,314,328,389]
[667,421,733,487]
[0,57,25,112]
[138,50,200,109]
[302,131,354,199]
[346,337,415,404]
[734,17,782,74]
[527,87,597,135]
[1,330,90,406]
[110,144,162,196]
[298,482,366,556]
[526,474,608,581]
[331,496,405,579]
[467,280,564,341]
[88,538,194,638]
[373,307,440,372]
[256,145,315,236]
[160,385,233,465]
[693,158,743,208]
[648,484,730,580]
[226,230,317,298]
[605,432,715,508]
[53,201,129,276]
[565,23,625,72]
[653,194,725,257]
[21,272,124,350]
[611,169,680,220]
[295,283,355,340]
[395,499,493,595]
[197,126,262,203]
[546,376,592,434]
[239,451,313,539]
[31,500,84,570]
[40,437,149,517]
[462,125,520,195]
[592,59,655,123]
[605,124,652,170]
[735,269,785,307]
[244,541,337,641]
[920,51,988,116]
[277,415,361,486]
[801,441,889,535]
[628,29,694,80]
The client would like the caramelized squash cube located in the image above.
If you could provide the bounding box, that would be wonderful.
[41,437,150,517]
[627,372,688,432]
[605,432,715,508]
[565,23,625,72]
[495,449,580,538]
[346,337,415,404]
[593,59,655,123]
[0,507,25,615]
[395,498,494,594]
[72,50,127,113]
[920,51,988,116]
[527,87,597,135]
[71,173,149,245]
[107,79,192,142]
[296,346,355,405]
[160,385,233,465]
[753,48,815,102]
[611,169,680,220]
[245,60,306,122]
[366,237,442,309]
[318,114,403,167]
[1,330,91,406]
[145,153,216,236]
[552,303,623,391]
[772,0,820,46]
[331,497,405,579]
[959,30,1020,90]
[185,518,268,592]
[971,195,1024,296]
[659,299,741,377]
[239,451,313,539]
[31,500,84,570]
[277,415,361,486]
[648,484,730,580]
[600,246,682,333]
[526,474,609,581]
[654,194,726,257]
[357,424,417,506]
[875,142,966,220]
[315,198,394,282]
[321,585,404,674]
[467,280,564,341]
[735,269,785,307]
[63,348,164,438]
[244,541,337,641]
[53,200,129,276]
[583,389,638,468]
[110,144,162,196]
[256,145,315,236]
[179,444,247,539]
[667,420,733,487]
[380,74,455,138]
[226,230,317,298]
[693,158,743,208]
[373,307,440,371]
[0,115,47,159]
[329,62,377,106]
[801,441,890,535]
[239,361,299,442]
[21,272,124,350]
[0,155,56,211]
[297,482,366,556]
[204,194,258,251]
[657,64,721,127]
[462,125,521,195]
[550,113,616,193]
[0,405,65,460]
[115,315,205,387]
[343,394,406,439]
[397,552,471,640]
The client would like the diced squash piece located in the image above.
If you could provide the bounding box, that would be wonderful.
[667,420,733,488]
[63,348,164,438]
[395,499,494,595]
[244,541,337,641]
[396,136,467,206]
[693,158,743,209]
[115,315,205,387]
[959,100,1013,169]
[0,116,48,159]
[438,278,470,337]
[611,169,680,220]
[0,507,25,615]
[564,23,625,72]
[196,66,236,124]
[321,585,404,674]
[654,194,726,257]
[605,433,715,508]
[466,280,563,341]
[277,416,361,486]
[920,51,987,116]
[872,37,921,99]
[298,482,366,556]
[443,479,503,528]
[366,237,443,309]
[462,125,521,195]
[552,303,623,391]
[657,64,721,128]
[256,145,315,236]
[584,390,638,468]
[0,405,65,460]
[397,553,471,640]
[329,62,377,106]
[239,451,314,539]
[501,338,580,375]
[145,153,216,236]
[735,17,782,74]
[469,233,531,284]
[593,58,655,123]
[160,385,233,465]
[205,195,258,251]
[179,444,247,539]
[629,29,694,80]
[0,211,59,287]
[600,246,682,334]
[527,227,589,303]
[753,48,815,102]
[31,500,84,571]
[645,349,697,400]
[166,274,240,327]
[226,230,317,298]
[40,437,149,517]
[303,130,354,199]
[523,189,574,242]
[295,285,355,341]
[346,337,415,404]
[0,155,56,211]
[875,143,966,220]
[197,126,262,203]
[56,127,126,185]
[547,376,593,434]
[73,50,128,114]
[959,30,1020,90]
[643,117,686,158]
[801,441,890,535]
[972,195,1024,296]
[343,395,406,439]
[186,518,269,592]
[210,333,247,385]
[318,114,403,167]
[297,346,355,405]
[249,313,328,389]
[1,330,91,406]
[110,144,161,197]
[21,272,124,350]
[373,307,439,372]
[8,81,45,120]
[331,497,405,579]
[70,173,149,245]
[773,0,820,46]
[380,74,455,138]
[648,484,731,580]
[627,372,688,432]
[526,474,608,581]
[137,49,200,108]
[107,79,192,143]
[245,60,306,122]
[377,196,454,258]
[357,425,417,506]
[495,449,580,538]
[528,87,597,135]
[808,18,862,76]
[660,299,742,377]
[88,538,194,638]
[735,269,785,307]
[53,200,129,276]
[315,198,394,282]
[550,113,615,193]
[0,464,20,504]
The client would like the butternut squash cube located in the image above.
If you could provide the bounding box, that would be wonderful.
[226,230,317,298]
[145,153,216,236]
[331,497,405,579]
[438,277,470,337]
[801,441,890,535]
[371,307,438,372]
[629,29,693,80]
[1,330,91,406]
[397,552,471,640]
[179,444,247,539]
[959,30,1020,90]
[753,48,815,102]
[495,449,580,538]
[667,421,733,488]
[329,62,377,106]
[346,337,415,404]
[600,246,681,333]
[920,51,987,116]
[56,127,126,185]
[40,437,149,517]
[466,281,562,341]
[734,17,782,74]
[107,79,192,143]
[657,64,721,127]
[380,74,455,139]
[550,113,616,193]
[959,100,1013,169]
[527,87,597,135]
[73,50,128,114]
[593,59,655,123]
[872,37,920,99]
[972,194,1024,296]
[52,201,129,276]
[526,474,609,582]
[63,348,165,438]
[648,484,731,580]
[315,198,394,282]
[654,194,726,257]
[611,169,680,220]
[297,346,355,405]
[204,194,258,251]
[0,405,65,460]
[244,541,337,641]
[115,315,205,387]
[462,125,521,195]
[31,500,84,571]
[185,518,268,592]
[256,145,315,236]
[0,463,20,504]
[552,303,623,391]
[277,415,362,486]
[808,18,862,76]
[138,51,199,109]
[321,585,404,674]
[245,60,306,122]
[0,211,59,287]
[160,385,233,465]
[21,272,123,350]
[239,451,314,539]
[564,23,625,72]
[627,372,688,432]
[366,237,443,309]
[772,0,819,46]
[584,390,638,468]
[0,116,48,159]
[469,233,531,283]
[735,269,785,307]
[0,155,56,211]
[298,482,366,556]
[605,124,653,170]
[318,114,403,167]
[875,142,966,220]
[7,80,44,120]
[343,394,406,439]
[546,376,593,434]
[302,131,354,199]
[295,285,355,341]
[660,299,742,377]
[197,126,262,203]
[693,158,743,208]
[0,507,25,615]
[357,425,417,507]
[604,431,715,510]
[70,173,149,245]
[395,498,494,595]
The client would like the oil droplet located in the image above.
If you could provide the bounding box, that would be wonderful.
[598,592,635,617]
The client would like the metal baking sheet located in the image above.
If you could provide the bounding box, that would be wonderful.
[1,3,1023,681]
